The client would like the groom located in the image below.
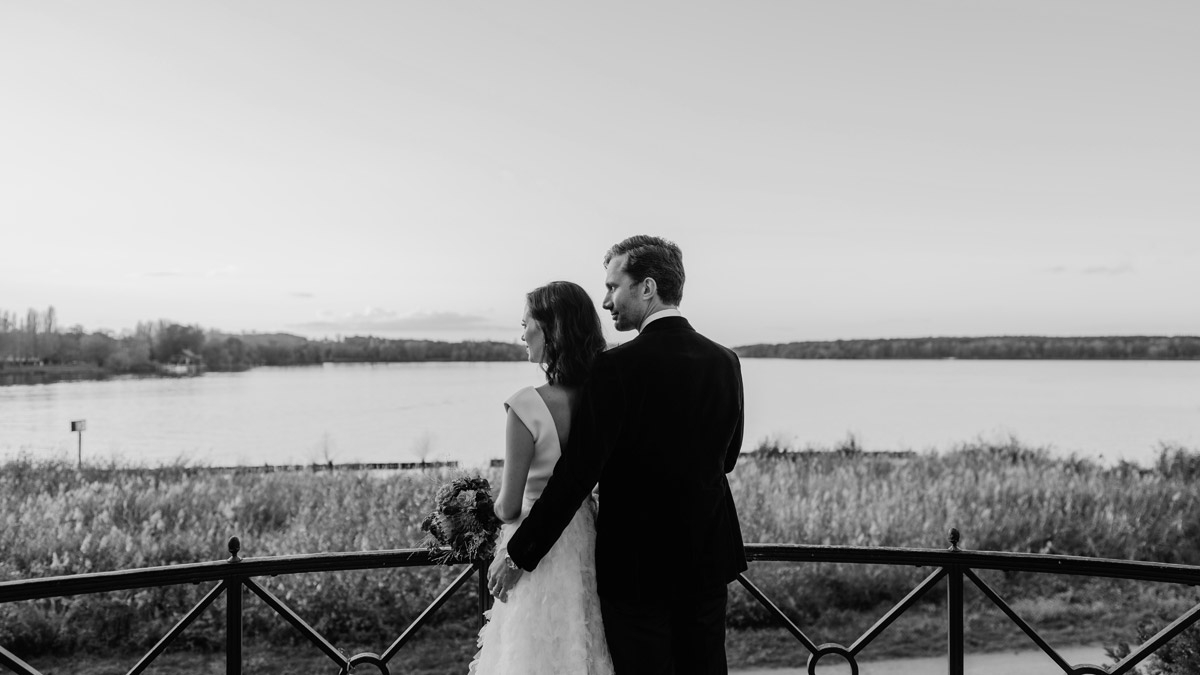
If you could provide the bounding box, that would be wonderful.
[490,235,747,673]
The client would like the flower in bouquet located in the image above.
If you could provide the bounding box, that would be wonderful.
[419,475,502,564]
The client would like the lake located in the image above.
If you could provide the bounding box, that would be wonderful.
[1,360,1197,468]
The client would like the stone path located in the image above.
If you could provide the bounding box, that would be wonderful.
[731,644,1110,674]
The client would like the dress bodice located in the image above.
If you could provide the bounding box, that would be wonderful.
[504,386,563,514]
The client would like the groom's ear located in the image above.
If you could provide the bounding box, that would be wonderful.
[640,277,658,300]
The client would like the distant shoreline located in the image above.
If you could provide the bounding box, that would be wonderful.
[0,326,529,386]
[4,331,1195,384]
[5,334,1200,387]
[0,363,123,386]
[734,335,1200,360]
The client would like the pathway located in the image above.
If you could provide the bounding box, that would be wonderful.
[731,644,1111,674]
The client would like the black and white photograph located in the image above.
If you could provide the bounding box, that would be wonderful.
[2,2,1198,674]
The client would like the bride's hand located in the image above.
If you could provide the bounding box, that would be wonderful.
[487,550,525,603]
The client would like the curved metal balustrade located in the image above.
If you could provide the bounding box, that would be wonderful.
[3,530,1200,675]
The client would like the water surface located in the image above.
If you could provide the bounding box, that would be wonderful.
[1,360,1196,467]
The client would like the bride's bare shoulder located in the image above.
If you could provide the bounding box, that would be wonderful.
[534,383,572,407]
[535,384,578,434]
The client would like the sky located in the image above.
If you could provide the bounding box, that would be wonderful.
[2,1,1198,348]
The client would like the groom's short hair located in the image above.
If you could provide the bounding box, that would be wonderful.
[604,235,685,306]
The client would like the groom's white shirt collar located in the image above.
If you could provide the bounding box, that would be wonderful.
[640,308,682,332]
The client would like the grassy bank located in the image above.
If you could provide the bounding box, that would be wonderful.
[3,441,1199,668]
[0,363,116,386]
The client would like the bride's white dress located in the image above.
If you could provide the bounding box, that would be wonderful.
[468,386,613,675]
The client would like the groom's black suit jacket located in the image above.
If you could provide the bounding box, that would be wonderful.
[507,316,747,600]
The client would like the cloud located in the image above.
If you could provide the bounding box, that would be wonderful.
[1043,262,1136,276]
[290,308,501,335]
[291,292,315,299]
[1082,263,1135,276]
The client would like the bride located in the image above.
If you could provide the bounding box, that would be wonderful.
[468,281,613,675]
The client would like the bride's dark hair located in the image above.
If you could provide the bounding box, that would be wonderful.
[527,281,607,387]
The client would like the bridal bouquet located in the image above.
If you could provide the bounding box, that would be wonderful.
[419,475,502,565]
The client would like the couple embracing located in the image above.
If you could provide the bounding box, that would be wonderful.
[471,235,747,674]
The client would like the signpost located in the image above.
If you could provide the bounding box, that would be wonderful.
[71,420,86,468]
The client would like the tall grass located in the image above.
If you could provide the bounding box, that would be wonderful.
[726,440,1200,627]
[734,440,1200,561]
[3,441,1199,655]
[0,461,469,653]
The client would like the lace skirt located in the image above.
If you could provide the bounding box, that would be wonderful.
[468,499,613,675]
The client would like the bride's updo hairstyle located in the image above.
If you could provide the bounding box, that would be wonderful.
[526,281,606,387]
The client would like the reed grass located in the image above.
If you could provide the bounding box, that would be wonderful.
[2,440,1198,657]
[736,440,1200,562]
[726,439,1200,630]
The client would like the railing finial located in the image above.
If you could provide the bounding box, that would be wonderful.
[228,536,242,562]
[948,528,961,552]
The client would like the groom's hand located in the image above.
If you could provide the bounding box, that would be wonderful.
[487,551,524,603]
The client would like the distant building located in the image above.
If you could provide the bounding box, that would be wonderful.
[160,348,203,376]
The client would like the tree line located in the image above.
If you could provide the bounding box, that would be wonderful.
[734,335,1200,360]
[0,307,525,375]
[207,332,526,369]
[8,307,1197,374]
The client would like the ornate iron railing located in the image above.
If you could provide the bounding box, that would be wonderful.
[3,529,1200,675]
[741,530,1200,675]
[0,537,490,675]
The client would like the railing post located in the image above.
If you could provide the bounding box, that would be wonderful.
[227,536,243,675]
[946,528,963,675]
[477,559,494,625]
